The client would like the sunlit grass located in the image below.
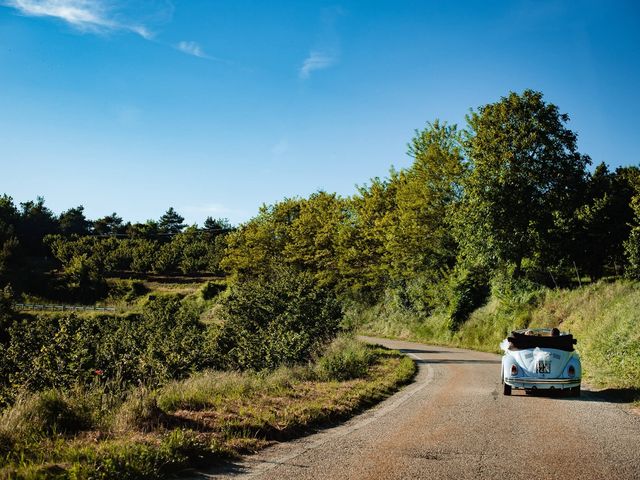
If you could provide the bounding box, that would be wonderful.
[358,279,640,391]
[0,338,415,479]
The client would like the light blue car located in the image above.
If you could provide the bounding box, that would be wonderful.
[501,328,581,397]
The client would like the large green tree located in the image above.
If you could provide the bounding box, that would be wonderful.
[456,90,590,277]
[572,164,638,279]
[0,195,19,278]
[385,121,464,287]
[284,191,347,288]
[93,213,124,236]
[221,198,302,279]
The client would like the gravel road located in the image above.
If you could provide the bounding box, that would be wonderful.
[192,337,640,480]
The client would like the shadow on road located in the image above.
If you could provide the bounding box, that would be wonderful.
[411,358,501,365]
[398,348,453,355]
[507,387,640,405]
[582,387,640,404]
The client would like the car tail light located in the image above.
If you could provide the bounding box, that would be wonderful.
[568,365,575,378]
[510,364,518,376]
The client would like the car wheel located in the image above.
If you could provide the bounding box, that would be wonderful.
[570,386,580,397]
[503,383,512,396]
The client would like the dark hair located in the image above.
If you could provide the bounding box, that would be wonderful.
[551,328,560,337]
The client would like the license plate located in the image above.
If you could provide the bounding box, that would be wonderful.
[536,360,551,374]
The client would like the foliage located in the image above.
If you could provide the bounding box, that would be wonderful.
[0,194,20,278]
[625,170,640,278]
[200,280,226,300]
[93,212,125,235]
[456,90,590,278]
[59,205,92,236]
[213,265,342,370]
[17,196,59,255]
[0,295,209,405]
[571,164,638,279]
[0,342,414,479]
[447,264,491,330]
[221,197,303,279]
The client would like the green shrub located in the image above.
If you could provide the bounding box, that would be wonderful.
[315,337,374,381]
[625,229,640,279]
[213,265,342,371]
[1,295,209,401]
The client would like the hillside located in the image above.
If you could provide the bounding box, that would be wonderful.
[358,279,640,391]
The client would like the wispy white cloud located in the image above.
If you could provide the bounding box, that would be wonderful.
[299,51,336,79]
[176,40,208,59]
[4,0,152,38]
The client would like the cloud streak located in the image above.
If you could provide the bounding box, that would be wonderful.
[299,51,336,79]
[4,0,151,38]
[176,40,208,59]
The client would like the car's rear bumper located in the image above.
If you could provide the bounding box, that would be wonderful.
[505,377,581,390]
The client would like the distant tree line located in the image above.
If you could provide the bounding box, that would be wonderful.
[0,198,233,300]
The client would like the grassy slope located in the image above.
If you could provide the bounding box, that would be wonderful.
[0,343,415,479]
[359,279,640,390]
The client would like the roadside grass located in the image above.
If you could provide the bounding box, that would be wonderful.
[527,280,640,389]
[357,279,640,392]
[0,337,416,479]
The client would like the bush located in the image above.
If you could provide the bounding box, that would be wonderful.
[1,295,209,401]
[315,337,374,381]
[213,265,342,371]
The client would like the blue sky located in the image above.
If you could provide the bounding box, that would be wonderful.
[1,0,639,225]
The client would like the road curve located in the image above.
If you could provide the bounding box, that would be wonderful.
[194,337,640,480]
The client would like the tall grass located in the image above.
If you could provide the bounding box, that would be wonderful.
[528,280,640,388]
[0,336,415,479]
[358,279,640,390]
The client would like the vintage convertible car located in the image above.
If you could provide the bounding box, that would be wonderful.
[500,328,581,396]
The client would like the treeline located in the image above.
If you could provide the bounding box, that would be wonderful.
[222,90,640,325]
[3,89,640,320]
[0,200,232,299]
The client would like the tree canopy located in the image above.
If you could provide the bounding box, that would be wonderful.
[455,90,591,276]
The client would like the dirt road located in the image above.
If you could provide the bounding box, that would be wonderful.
[195,337,640,479]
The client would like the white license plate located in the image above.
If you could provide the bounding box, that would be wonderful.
[536,360,551,374]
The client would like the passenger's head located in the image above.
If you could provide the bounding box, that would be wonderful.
[551,328,560,337]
